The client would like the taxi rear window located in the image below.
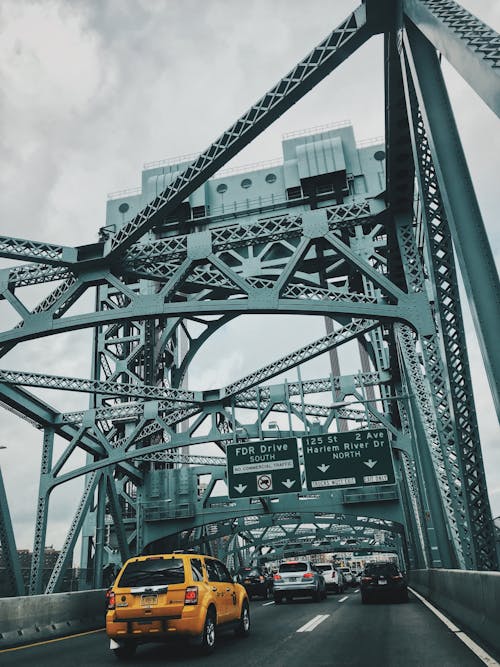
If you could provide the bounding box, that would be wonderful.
[117,558,185,587]
[279,562,308,573]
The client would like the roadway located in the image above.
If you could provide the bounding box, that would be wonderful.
[1,589,495,666]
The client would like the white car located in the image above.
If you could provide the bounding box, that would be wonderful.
[315,564,345,593]
[338,567,354,587]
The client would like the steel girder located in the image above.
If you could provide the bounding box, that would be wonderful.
[403,0,500,117]
[0,0,498,594]
[0,467,25,596]
[400,27,498,569]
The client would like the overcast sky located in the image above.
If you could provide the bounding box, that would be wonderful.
[0,0,498,558]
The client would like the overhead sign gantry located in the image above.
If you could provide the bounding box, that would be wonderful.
[302,428,395,490]
[226,429,395,499]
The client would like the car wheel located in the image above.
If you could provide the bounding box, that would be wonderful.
[400,590,409,603]
[235,601,250,637]
[312,587,321,602]
[112,641,136,660]
[200,609,217,655]
[361,593,370,604]
[274,593,283,604]
[285,595,293,603]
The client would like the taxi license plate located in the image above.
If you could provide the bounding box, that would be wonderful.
[141,594,158,606]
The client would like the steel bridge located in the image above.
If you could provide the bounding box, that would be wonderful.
[0,0,499,598]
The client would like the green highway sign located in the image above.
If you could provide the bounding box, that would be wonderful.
[302,428,395,491]
[226,437,301,499]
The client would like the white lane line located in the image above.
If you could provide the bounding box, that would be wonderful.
[296,614,330,633]
[408,587,499,667]
[353,589,360,594]
[338,595,348,603]
[262,601,275,606]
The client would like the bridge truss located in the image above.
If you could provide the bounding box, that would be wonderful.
[0,0,499,595]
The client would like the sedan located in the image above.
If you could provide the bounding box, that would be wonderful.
[236,566,273,600]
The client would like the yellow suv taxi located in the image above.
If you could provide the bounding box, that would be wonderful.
[105,552,250,658]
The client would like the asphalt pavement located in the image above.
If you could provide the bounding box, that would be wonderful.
[1,589,495,667]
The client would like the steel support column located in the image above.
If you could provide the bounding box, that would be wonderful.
[0,466,25,596]
[403,21,500,422]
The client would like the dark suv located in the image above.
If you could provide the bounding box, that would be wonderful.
[235,566,273,600]
[360,561,408,603]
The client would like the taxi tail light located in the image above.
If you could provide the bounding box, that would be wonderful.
[184,586,198,605]
[106,590,116,610]
[273,574,282,581]
[302,572,314,579]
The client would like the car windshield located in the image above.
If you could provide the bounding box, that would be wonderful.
[239,568,261,577]
[279,562,308,573]
[364,563,399,576]
[315,564,332,572]
[117,558,185,587]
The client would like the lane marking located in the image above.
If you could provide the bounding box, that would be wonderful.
[0,628,105,654]
[408,587,499,667]
[262,601,275,606]
[296,614,330,633]
[354,589,360,594]
[338,595,348,603]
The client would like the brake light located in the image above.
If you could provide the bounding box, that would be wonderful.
[184,586,198,605]
[273,574,282,581]
[361,577,373,583]
[106,590,116,610]
[391,575,403,581]
[303,572,314,579]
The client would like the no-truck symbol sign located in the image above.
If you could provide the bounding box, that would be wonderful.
[256,473,273,492]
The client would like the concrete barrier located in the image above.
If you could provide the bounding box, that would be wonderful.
[0,589,105,650]
[409,569,500,655]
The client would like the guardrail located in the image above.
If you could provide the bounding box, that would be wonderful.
[0,589,105,650]
[409,569,500,655]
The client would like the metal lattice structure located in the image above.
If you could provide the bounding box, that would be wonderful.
[0,0,499,595]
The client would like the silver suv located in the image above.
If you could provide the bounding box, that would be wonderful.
[273,561,326,603]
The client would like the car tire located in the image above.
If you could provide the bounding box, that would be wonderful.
[361,593,370,604]
[200,609,217,655]
[285,595,293,603]
[235,601,250,637]
[400,590,409,603]
[312,587,321,602]
[274,593,283,604]
[112,641,136,660]
[263,586,270,600]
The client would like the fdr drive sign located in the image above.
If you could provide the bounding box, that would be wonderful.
[226,437,301,499]
[302,428,395,491]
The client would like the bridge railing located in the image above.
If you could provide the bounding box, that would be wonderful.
[0,589,105,650]
[409,569,500,655]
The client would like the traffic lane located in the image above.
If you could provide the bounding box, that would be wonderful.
[313,589,488,667]
[0,594,340,667]
[0,591,491,667]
